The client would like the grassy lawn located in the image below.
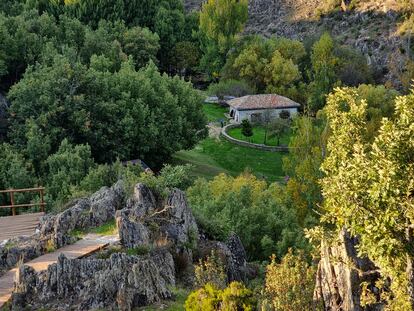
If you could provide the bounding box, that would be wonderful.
[172,138,287,182]
[202,103,228,123]
[227,125,291,146]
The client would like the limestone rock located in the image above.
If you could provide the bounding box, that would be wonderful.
[116,211,150,248]
[197,233,249,283]
[12,251,175,311]
[126,183,157,218]
[162,189,199,246]
[1,182,125,274]
[314,229,383,311]
[0,235,46,276]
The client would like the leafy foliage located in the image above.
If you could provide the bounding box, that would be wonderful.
[264,249,319,311]
[241,120,253,139]
[207,79,254,99]
[320,87,414,309]
[187,173,308,260]
[199,0,248,76]
[282,117,326,225]
[268,118,290,146]
[195,251,227,289]
[185,282,256,311]
[308,32,339,114]
[8,57,206,167]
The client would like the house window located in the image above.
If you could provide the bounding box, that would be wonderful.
[251,113,262,123]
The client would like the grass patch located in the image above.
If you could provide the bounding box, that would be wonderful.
[227,125,291,146]
[90,220,118,235]
[137,287,189,311]
[126,245,150,256]
[172,138,286,182]
[202,103,228,123]
[70,219,117,239]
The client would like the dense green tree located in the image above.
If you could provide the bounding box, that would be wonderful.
[282,117,326,225]
[172,41,200,76]
[8,55,206,167]
[0,143,35,191]
[199,0,248,76]
[309,32,339,114]
[356,84,399,141]
[154,1,185,70]
[199,0,248,53]
[241,119,253,140]
[188,173,308,260]
[207,79,254,99]
[335,46,373,87]
[264,250,319,311]
[320,87,414,309]
[24,120,51,176]
[227,35,306,100]
[46,139,95,203]
[264,51,301,95]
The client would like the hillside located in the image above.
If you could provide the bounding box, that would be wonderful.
[185,0,412,88]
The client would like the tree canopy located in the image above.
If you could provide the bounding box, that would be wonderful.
[321,87,414,308]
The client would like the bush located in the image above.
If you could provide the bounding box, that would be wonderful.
[207,79,255,99]
[187,173,308,261]
[185,282,256,311]
[264,249,319,311]
[195,251,227,289]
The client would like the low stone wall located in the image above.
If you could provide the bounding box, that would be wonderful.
[221,123,289,152]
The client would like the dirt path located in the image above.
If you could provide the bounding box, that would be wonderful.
[0,234,118,308]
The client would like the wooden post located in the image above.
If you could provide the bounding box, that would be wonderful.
[40,188,45,213]
[10,190,15,216]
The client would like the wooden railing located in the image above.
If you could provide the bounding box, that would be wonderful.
[0,187,45,216]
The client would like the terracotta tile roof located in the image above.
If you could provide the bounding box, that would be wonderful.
[227,94,300,111]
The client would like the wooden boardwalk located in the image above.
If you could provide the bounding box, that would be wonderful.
[0,234,118,309]
[0,212,44,242]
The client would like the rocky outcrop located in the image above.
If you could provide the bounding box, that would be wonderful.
[116,184,251,285]
[0,181,125,275]
[8,183,250,310]
[197,233,249,283]
[40,180,125,248]
[314,229,383,311]
[0,236,47,276]
[12,250,175,311]
[117,184,199,251]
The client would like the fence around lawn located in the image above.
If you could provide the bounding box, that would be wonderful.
[221,123,289,152]
[0,187,46,216]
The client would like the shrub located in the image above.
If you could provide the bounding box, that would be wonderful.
[187,173,308,261]
[207,79,255,99]
[185,282,255,311]
[264,249,319,311]
[195,250,227,289]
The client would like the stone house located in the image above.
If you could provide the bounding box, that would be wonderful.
[228,94,300,123]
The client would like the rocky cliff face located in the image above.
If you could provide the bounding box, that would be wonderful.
[314,229,383,311]
[185,0,410,87]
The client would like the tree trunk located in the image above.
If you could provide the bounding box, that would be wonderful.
[406,225,414,310]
